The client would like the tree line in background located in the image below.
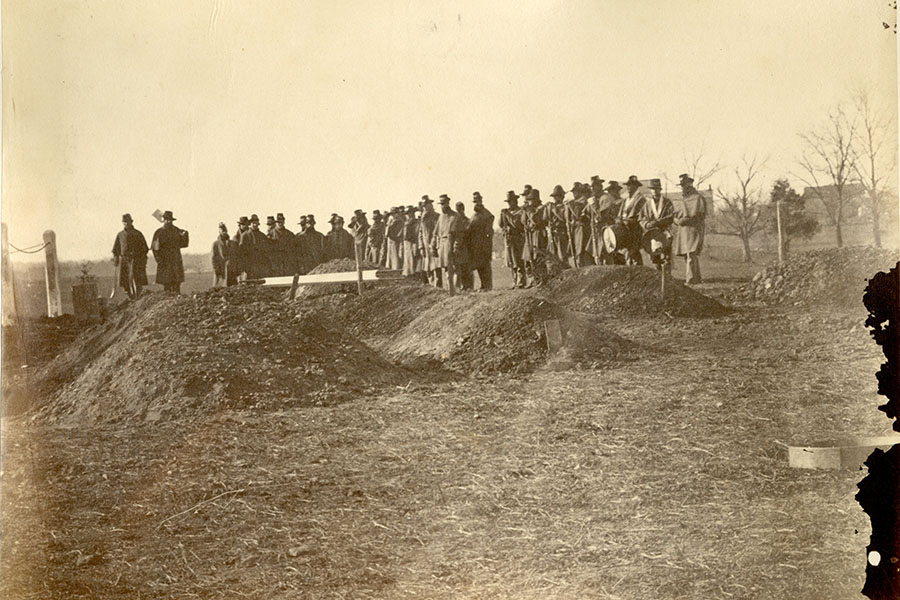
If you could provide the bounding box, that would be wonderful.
[706,87,897,262]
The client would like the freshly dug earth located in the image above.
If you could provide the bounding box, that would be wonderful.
[733,246,899,309]
[543,265,729,318]
[293,258,380,298]
[31,285,416,425]
[387,291,638,374]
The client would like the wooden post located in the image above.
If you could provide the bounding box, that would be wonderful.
[775,198,784,264]
[354,244,364,297]
[660,262,667,300]
[2,223,28,366]
[43,230,62,317]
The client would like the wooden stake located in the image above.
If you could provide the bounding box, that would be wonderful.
[43,230,62,317]
[775,198,784,264]
[354,244,364,296]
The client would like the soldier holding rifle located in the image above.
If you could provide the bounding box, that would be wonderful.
[499,191,527,289]
[542,185,570,266]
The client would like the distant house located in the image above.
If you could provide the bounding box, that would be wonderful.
[801,184,870,221]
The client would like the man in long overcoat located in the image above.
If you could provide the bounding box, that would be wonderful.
[239,214,269,279]
[468,192,494,291]
[672,173,707,284]
[366,211,385,266]
[296,215,325,274]
[542,185,570,266]
[112,213,149,299]
[565,183,594,267]
[324,214,354,261]
[269,213,296,276]
[433,195,464,290]
[522,191,547,287]
[211,222,236,287]
[385,207,404,270]
[618,176,648,266]
[401,206,423,279]
[499,190,527,288]
[453,201,473,291]
[349,209,370,264]
[418,197,441,287]
[151,210,189,293]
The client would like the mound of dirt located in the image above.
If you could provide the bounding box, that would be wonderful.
[31,285,415,425]
[543,265,729,318]
[293,258,380,298]
[734,247,899,309]
[386,291,637,374]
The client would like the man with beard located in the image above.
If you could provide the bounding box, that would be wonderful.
[499,190,527,288]
[269,213,296,276]
[112,213,149,299]
[211,222,235,287]
[639,178,675,270]
[324,214,355,261]
[296,214,325,274]
[366,210,385,266]
[617,176,647,266]
[231,216,249,281]
[586,179,617,265]
[468,192,494,291]
[239,214,270,279]
[672,173,707,284]
[151,210,189,293]
[565,182,594,267]
[433,195,464,291]
[542,185,570,267]
[418,196,442,287]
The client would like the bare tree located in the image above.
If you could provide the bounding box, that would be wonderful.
[795,105,859,248]
[663,140,722,189]
[713,155,768,262]
[850,88,898,248]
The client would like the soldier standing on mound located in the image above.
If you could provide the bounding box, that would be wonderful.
[112,213,149,299]
[151,210,189,293]
[499,191,527,288]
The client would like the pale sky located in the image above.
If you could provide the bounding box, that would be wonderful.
[3,0,898,261]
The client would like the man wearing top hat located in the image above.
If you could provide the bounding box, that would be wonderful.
[239,214,270,279]
[112,213,149,299]
[418,196,442,287]
[467,192,494,291]
[296,215,325,274]
[672,173,707,284]
[349,209,370,266]
[366,210,386,266]
[268,213,296,276]
[499,190,527,288]
[617,175,648,266]
[151,210,189,293]
[639,178,675,270]
[324,214,355,261]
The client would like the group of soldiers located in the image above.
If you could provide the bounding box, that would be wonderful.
[499,172,707,288]
[110,172,707,299]
[211,193,496,291]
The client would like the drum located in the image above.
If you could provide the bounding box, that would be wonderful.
[641,228,672,258]
[602,223,631,254]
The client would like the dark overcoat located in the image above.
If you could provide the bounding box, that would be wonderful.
[151,224,189,285]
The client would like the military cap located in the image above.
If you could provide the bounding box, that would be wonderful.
[625,175,643,188]
[505,191,519,203]
[122,213,133,223]
[162,210,176,221]
[649,178,662,190]
[678,173,694,186]
[306,214,316,224]
[250,214,260,223]
[551,185,565,198]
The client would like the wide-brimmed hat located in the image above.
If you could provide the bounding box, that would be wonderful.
[531,189,541,202]
[266,215,276,225]
[328,213,342,224]
[162,210,176,221]
[306,214,316,224]
[354,209,366,216]
[550,185,565,198]
[421,195,430,201]
[439,194,451,204]
[521,184,533,197]
[122,213,133,223]
[472,191,483,201]
[649,178,662,190]
[570,182,582,193]
[625,175,642,188]
[505,190,519,203]
[606,181,622,192]
[422,196,434,205]
[406,205,416,213]
[678,173,694,186]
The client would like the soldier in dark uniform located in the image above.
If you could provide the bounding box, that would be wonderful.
[211,222,235,287]
[499,190,527,288]
[269,213,296,275]
[112,213,149,299]
[232,216,249,281]
[468,192,494,291]
[151,210,189,293]
[522,190,547,287]
[296,215,325,274]
[618,176,647,266]
[453,201,473,291]
[349,209,370,264]
[366,210,385,266]
[542,185,570,266]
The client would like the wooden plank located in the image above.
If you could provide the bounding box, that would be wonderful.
[788,435,900,469]
[261,270,404,287]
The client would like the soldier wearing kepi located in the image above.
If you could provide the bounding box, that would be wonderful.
[542,185,570,267]
[468,192,494,291]
[112,213,149,299]
[151,210,189,293]
[672,173,707,284]
[418,196,442,287]
[639,178,675,271]
[499,190,527,288]
[617,175,648,266]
